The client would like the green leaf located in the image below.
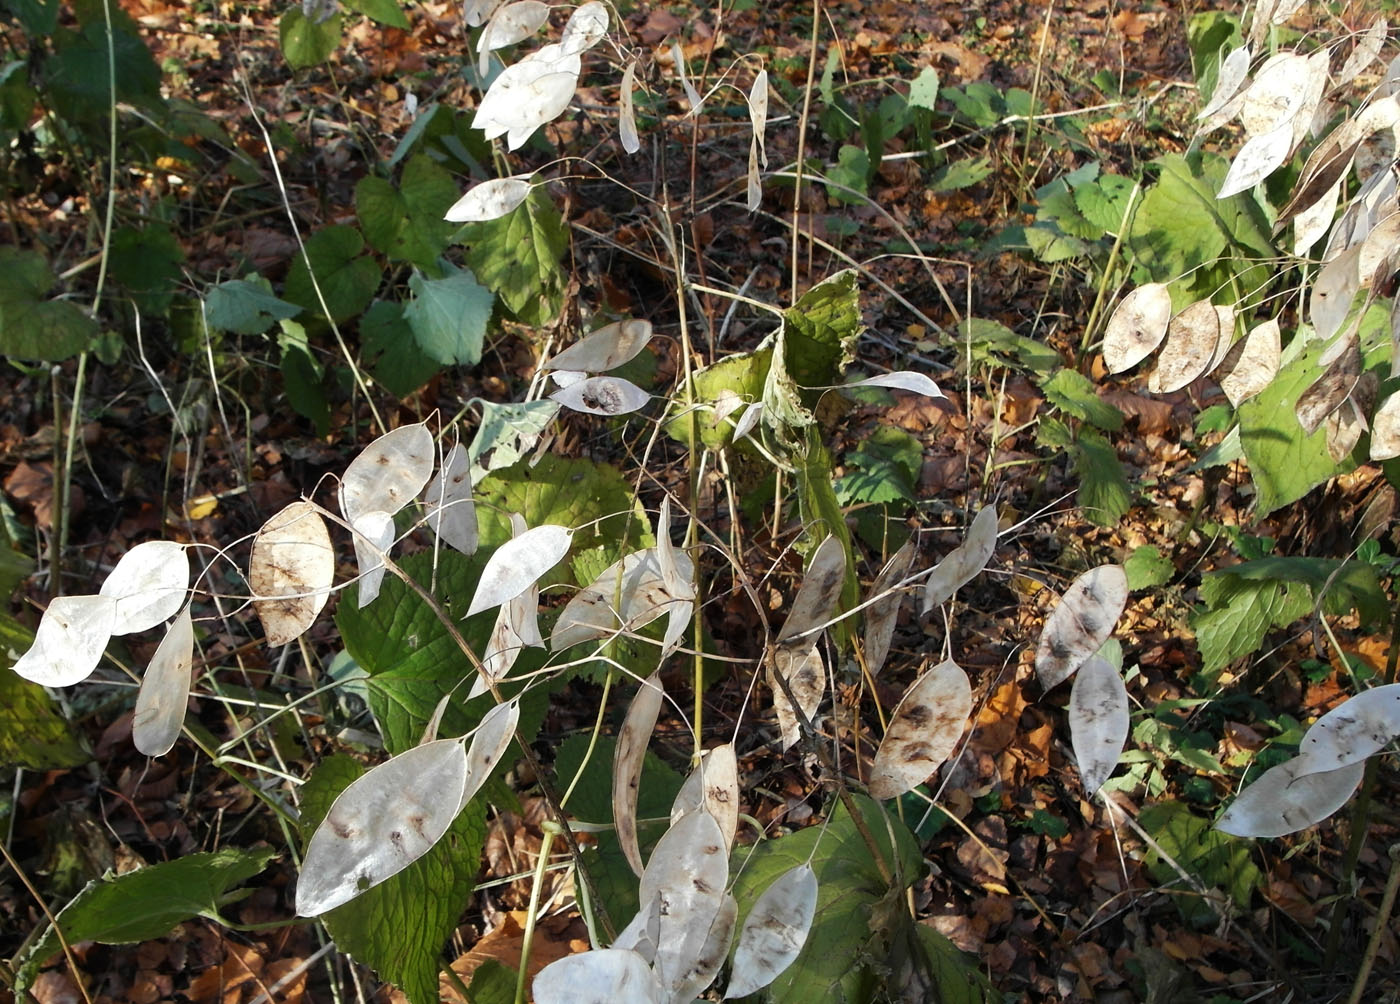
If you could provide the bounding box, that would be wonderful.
[943,82,1002,127]
[467,398,562,481]
[0,59,37,132]
[0,248,96,361]
[335,548,548,754]
[1238,340,1349,516]
[108,225,184,315]
[1037,188,1103,241]
[45,17,162,123]
[835,426,922,506]
[908,66,939,110]
[1041,368,1124,431]
[826,144,870,203]
[727,796,923,1003]
[459,184,567,326]
[204,276,301,335]
[782,269,861,391]
[958,317,1060,374]
[666,347,772,450]
[15,847,277,991]
[928,155,992,193]
[1070,429,1131,526]
[356,155,458,268]
[301,755,487,1004]
[796,430,861,646]
[359,299,440,397]
[277,320,330,436]
[3,0,58,34]
[0,617,89,770]
[1124,545,1174,590]
[1186,11,1242,103]
[403,265,494,366]
[279,8,342,69]
[283,225,382,324]
[464,959,517,1004]
[1191,573,1313,673]
[1138,801,1259,928]
[343,0,408,28]
[1074,173,1136,233]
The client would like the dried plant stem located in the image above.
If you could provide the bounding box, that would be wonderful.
[788,0,821,301]
[1344,843,1400,1004]
[0,837,95,1004]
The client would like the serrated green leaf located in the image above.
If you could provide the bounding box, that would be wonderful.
[359,299,440,397]
[301,755,486,1004]
[356,155,458,268]
[1074,173,1135,233]
[277,320,329,436]
[958,317,1060,374]
[835,426,922,505]
[404,265,493,366]
[1138,801,1259,928]
[459,184,567,326]
[826,144,870,203]
[467,398,561,482]
[0,248,96,361]
[727,796,922,1003]
[928,155,992,193]
[109,225,183,315]
[283,225,382,324]
[0,616,89,769]
[782,269,861,391]
[1238,340,1350,516]
[279,8,342,69]
[1037,189,1102,240]
[205,277,301,335]
[343,0,408,27]
[335,548,548,754]
[15,847,276,991]
[44,16,162,122]
[1069,429,1131,526]
[1191,574,1314,673]
[1041,368,1124,431]
[1124,545,1174,590]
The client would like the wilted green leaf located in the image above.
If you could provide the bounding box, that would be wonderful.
[459,184,567,326]
[928,155,992,193]
[301,756,486,1004]
[15,848,276,991]
[403,265,493,366]
[826,144,870,203]
[958,317,1060,374]
[0,248,96,361]
[204,277,301,335]
[283,225,382,324]
[279,8,342,69]
[666,348,772,450]
[467,398,561,481]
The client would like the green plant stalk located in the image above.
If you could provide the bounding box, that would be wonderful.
[1323,583,1400,968]
[1077,181,1141,361]
[514,823,559,1004]
[1021,0,1055,173]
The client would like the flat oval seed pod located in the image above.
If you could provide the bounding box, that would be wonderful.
[842,371,944,398]
[444,177,532,223]
[12,594,117,687]
[769,643,825,752]
[350,510,395,609]
[1102,283,1172,374]
[777,534,847,645]
[655,496,695,656]
[550,547,695,651]
[296,738,469,916]
[1293,683,1400,776]
[1238,52,1309,136]
[1325,396,1367,462]
[459,699,519,814]
[1218,121,1294,198]
[423,442,477,555]
[1148,300,1221,394]
[868,658,972,800]
[614,672,665,877]
[1370,391,1400,460]
[1197,44,1251,121]
[249,501,334,647]
[133,605,194,757]
[463,0,503,26]
[921,504,998,613]
[672,893,737,1002]
[481,0,549,53]
[1216,317,1281,407]
[725,863,818,999]
[1310,244,1361,343]
[1068,654,1129,796]
[533,948,662,1004]
[638,809,729,996]
[466,523,571,617]
[619,60,640,154]
[543,319,654,374]
[339,423,434,524]
[612,893,661,964]
[748,69,769,168]
[1295,336,1361,436]
[551,375,650,416]
[746,135,762,212]
[1337,19,1387,86]
[669,744,739,852]
[671,41,702,110]
[1216,757,1364,838]
[100,540,189,635]
[475,583,541,697]
[560,0,608,55]
[864,540,917,676]
[1035,564,1129,690]
[1292,180,1343,257]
